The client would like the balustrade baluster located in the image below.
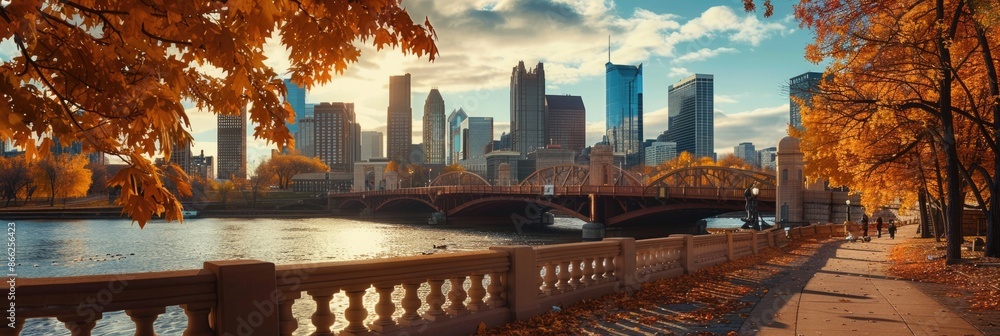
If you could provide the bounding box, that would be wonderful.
[581,257,595,286]
[542,263,558,295]
[604,256,617,281]
[126,307,166,336]
[57,314,101,336]
[397,282,425,327]
[557,261,571,292]
[275,292,300,336]
[593,256,606,284]
[486,272,506,308]
[369,284,398,333]
[308,289,337,336]
[467,274,488,312]
[341,286,370,335]
[447,276,469,316]
[569,259,583,289]
[536,265,545,296]
[181,303,215,336]
[422,279,448,321]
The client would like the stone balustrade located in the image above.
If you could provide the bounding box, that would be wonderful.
[9,224,850,336]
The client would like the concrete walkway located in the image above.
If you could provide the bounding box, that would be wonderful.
[740,228,983,335]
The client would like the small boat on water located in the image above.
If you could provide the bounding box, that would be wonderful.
[182,210,198,218]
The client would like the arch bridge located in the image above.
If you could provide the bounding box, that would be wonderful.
[331,166,776,227]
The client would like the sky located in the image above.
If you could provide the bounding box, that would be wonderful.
[3,0,825,167]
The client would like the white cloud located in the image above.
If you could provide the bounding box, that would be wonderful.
[668,67,691,78]
[714,104,789,155]
[672,47,738,63]
[714,94,738,104]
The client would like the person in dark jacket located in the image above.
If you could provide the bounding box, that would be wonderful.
[888,220,897,239]
[876,217,884,238]
[861,214,870,238]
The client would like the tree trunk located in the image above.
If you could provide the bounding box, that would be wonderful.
[919,188,932,238]
[972,14,1000,258]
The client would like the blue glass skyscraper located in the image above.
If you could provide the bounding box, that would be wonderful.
[283,78,307,136]
[605,62,643,167]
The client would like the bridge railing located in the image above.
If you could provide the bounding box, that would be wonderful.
[11,223,854,336]
[337,185,778,202]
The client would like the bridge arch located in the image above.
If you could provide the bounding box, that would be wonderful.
[647,166,776,190]
[430,171,490,186]
[374,197,440,212]
[518,164,642,187]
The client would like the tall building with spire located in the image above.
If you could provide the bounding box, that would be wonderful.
[387,74,412,163]
[423,89,446,165]
[667,74,714,159]
[217,108,246,180]
[606,61,643,167]
[510,61,546,157]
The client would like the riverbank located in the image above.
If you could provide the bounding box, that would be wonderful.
[0,206,340,220]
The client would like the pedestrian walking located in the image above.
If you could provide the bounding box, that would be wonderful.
[888,220,897,239]
[861,214,870,239]
[876,217,884,238]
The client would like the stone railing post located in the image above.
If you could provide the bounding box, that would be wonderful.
[603,238,638,290]
[751,232,759,254]
[204,260,279,336]
[489,246,539,321]
[767,230,775,247]
[725,231,735,261]
[671,234,696,274]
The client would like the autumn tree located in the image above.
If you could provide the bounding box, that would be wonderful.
[443,163,466,173]
[794,0,1000,261]
[261,153,330,189]
[0,156,32,207]
[0,0,438,226]
[87,162,108,196]
[716,154,754,170]
[216,179,235,208]
[240,161,275,208]
[32,154,92,206]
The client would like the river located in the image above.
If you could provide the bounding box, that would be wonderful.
[12,215,758,334]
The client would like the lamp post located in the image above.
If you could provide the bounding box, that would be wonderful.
[428,168,432,187]
[846,199,851,222]
[751,186,760,230]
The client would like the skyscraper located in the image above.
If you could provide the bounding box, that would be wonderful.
[387,74,412,163]
[644,141,677,167]
[461,117,494,160]
[510,61,546,157]
[423,89,446,165]
[789,72,823,132]
[544,95,586,155]
[606,62,643,167]
[283,78,307,137]
[217,108,247,180]
[447,108,468,164]
[361,131,383,160]
[297,117,315,157]
[315,102,357,172]
[734,142,757,166]
[667,74,714,159]
[168,140,192,173]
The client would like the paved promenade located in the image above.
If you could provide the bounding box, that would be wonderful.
[740,229,983,335]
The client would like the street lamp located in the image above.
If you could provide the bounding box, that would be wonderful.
[846,199,851,222]
[428,168,432,187]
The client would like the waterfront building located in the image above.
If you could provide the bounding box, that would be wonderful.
[168,139,192,173]
[297,117,315,157]
[605,62,643,167]
[527,146,576,170]
[387,74,412,163]
[757,146,778,170]
[734,142,757,166]
[447,108,468,164]
[361,131,383,160]
[789,72,824,132]
[217,108,246,179]
[644,141,677,167]
[292,172,353,193]
[510,61,546,158]
[314,102,357,172]
[353,160,391,191]
[190,150,214,181]
[667,74,714,159]
[485,150,534,184]
[544,95,586,155]
[461,117,493,161]
[423,89,446,165]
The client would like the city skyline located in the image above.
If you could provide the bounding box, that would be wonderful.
[80,1,817,168]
